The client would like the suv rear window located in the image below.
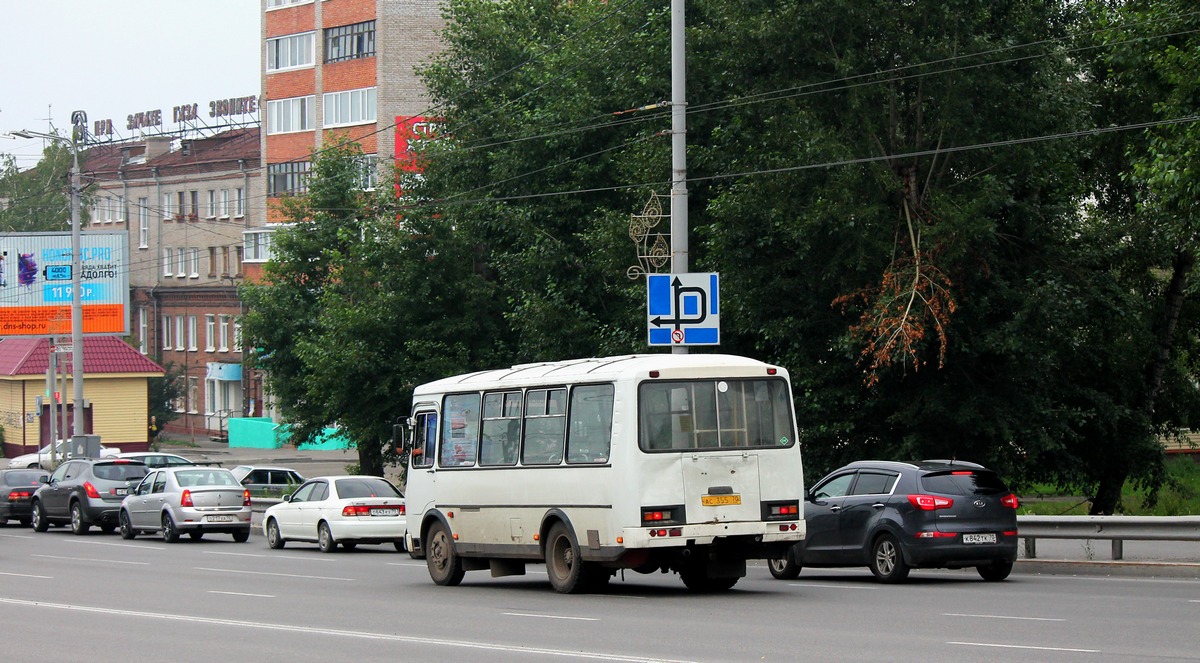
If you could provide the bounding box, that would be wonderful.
[93,464,149,482]
[920,470,1007,496]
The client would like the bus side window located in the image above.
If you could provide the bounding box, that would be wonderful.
[412,412,436,469]
[567,384,614,463]
[441,394,480,467]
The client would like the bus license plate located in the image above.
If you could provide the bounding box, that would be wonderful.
[962,533,996,544]
[701,494,741,507]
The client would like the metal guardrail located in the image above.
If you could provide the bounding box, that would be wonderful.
[1017,515,1200,561]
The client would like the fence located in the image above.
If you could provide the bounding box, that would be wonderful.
[1017,515,1200,560]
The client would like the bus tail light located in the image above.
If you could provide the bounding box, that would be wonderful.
[642,505,685,527]
[761,500,801,521]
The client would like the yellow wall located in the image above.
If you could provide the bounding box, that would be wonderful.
[1,374,157,455]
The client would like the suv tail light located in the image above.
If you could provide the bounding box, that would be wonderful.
[907,494,954,510]
[181,490,193,507]
[243,489,252,507]
[1000,493,1019,509]
[83,482,101,499]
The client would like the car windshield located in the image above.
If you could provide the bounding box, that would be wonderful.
[335,477,403,499]
[93,463,149,482]
[175,469,238,487]
[920,470,1008,496]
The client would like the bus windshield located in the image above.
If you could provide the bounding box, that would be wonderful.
[638,378,794,451]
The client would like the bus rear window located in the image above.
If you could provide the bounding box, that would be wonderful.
[638,378,794,451]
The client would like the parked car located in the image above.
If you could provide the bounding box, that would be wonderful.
[263,475,406,553]
[8,440,119,469]
[119,467,252,543]
[230,465,305,496]
[116,452,221,469]
[0,468,47,526]
[30,458,149,534]
[768,460,1019,583]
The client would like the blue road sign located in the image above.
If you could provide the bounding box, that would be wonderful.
[647,273,720,346]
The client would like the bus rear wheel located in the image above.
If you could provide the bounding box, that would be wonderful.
[679,562,740,592]
[426,521,465,586]
[545,523,607,594]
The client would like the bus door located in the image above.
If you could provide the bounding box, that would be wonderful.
[683,453,763,523]
[410,409,438,509]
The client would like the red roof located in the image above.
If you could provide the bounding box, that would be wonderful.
[0,337,164,377]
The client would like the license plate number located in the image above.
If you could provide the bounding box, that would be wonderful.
[114,488,128,496]
[207,515,234,523]
[370,508,400,517]
[962,533,997,544]
[701,494,741,507]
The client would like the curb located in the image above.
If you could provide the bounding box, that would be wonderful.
[1015,559,1200,579]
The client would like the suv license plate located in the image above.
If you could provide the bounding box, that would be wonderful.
[962,533,997,544]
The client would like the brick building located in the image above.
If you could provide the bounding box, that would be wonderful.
[83,129,264,440]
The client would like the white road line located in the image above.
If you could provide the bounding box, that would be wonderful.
[0,597,694,662]
[942,613,1066,622]
[63,538,164,550]
[0,571,52,579]
[1189,600,1200,603]
[32,554,149,566]
[194,567,354,582]
[386,562,428,568]
[502,612,600,622]
[208,590,276,598]
[0,533,34,539]
[204,550,335,562]
[948,641,1099,653]
[789,583,879,590]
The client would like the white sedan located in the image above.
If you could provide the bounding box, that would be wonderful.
[262,475,406,553]
[8,441,119,469]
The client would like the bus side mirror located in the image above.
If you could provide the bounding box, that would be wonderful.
[393,422,411,462]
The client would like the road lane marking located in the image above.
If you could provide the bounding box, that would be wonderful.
[204,550,336,562]
[209,591,276,598]
[0,597,695,662]
[194,567,354,581]
[949,641,1099,653]
[63,539,165,550]
[788,583,879,590]
[0,571,52,579]
[0,533,34,539]
[32,554,149,566]
[502,612,600,622]
[942,613,1066,622]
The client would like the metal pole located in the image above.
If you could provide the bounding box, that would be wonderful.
[70,146,84,438]
[47,351,58,466]
[669,0,689,355]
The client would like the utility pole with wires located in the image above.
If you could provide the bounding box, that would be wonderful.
[669,0,689,355]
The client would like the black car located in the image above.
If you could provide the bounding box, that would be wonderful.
[31,458,149,535]
[0,468,47,526]
[769,460,1019,583]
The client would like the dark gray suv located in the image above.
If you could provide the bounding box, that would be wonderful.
[31,458,149,535]
[769,460,1019,583]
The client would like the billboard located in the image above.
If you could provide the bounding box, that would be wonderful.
[0,232,129,337]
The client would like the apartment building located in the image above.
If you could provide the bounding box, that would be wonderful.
[84,129,263,440]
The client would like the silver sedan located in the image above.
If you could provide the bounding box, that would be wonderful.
[119,467,252,542]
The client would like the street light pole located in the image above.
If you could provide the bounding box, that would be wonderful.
[9,128,86,439]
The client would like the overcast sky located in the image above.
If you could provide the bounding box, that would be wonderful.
[1,1,260,167]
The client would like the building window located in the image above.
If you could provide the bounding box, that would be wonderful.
[176,248,187,278]
[244,230,274,262]
[137,197,149,248]
[266,32,315,72]
[218,315,230,352]
[234,187,245,217]
[161,192,173,220]
[222,246,231,276]
[188,377,199,414]
[357,154,379,190]
[267,161,311,197]
[190,191,199,219]
[138,308,148,355]
[177,191,187,218]
[117,196,126,222]
[206,190,217,219]
[208,247,218,277]
[161,315,171,350]
[324,21,375,63]
[205,314,216,352]
[175,316,185,351]
[234,246,243,276]
[187,315,198,351]
[163,248,173,277]
[323,88,376,127]
[220,189,230,218]
[190,247,200,278]
[233,319,242,353]
[266,96,315,134]
[266,0,311,10]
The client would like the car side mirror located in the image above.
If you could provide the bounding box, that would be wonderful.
[282,494,292,502]
[39,475,50,484]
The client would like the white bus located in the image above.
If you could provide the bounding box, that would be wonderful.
[401,354,805,593]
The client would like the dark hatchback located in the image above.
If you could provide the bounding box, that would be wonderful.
[0,468,48,526]
[31,458,149,535]
[769,460,1019,583]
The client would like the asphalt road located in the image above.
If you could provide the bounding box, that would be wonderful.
[2,524,1199,662]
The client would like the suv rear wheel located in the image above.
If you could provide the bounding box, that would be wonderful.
[977,560,1013,582]
[70,502,91,535]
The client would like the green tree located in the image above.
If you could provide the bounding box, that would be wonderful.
[0,141,78,232]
